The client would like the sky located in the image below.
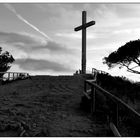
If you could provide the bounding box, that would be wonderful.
[1,3,140,80]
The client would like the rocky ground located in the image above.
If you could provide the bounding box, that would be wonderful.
[0,75,111,137]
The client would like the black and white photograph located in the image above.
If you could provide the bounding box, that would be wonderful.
[0,2,140,137]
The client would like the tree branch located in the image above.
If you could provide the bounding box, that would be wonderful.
[130,65,139,70]
[122,63,140,74]
[127,69,140,74]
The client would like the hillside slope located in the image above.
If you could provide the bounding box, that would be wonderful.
[0,75,110,137]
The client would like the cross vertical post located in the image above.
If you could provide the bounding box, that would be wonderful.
[82,11,86,74]
[74,11,95,74]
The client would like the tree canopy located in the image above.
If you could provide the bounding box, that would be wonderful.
[103,39,140,74]
[0,47,15,77]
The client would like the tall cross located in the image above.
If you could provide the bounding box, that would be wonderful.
[74,11,95,74]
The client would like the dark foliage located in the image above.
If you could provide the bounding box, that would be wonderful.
[0,47,15,77]
[96,72,140,101]
[103,39,140,74]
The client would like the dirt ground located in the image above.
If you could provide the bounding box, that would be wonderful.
[0,75,110,137]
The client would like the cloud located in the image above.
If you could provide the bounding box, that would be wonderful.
[14,58,73,72]
[0,31,72,54]
[0,31,78,73]
[0,31,44,44]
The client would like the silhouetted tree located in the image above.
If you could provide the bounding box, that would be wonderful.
[103,39,140,74]
[0,47,15,77]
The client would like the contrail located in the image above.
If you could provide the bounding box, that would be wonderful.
[4,4,52,41]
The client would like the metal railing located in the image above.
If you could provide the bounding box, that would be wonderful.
[0,72,30,82]
[84,78,140,136]
[92,68,108,75]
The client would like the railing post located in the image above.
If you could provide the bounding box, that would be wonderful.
[13,73,14,80]
[91,85,96,114]
[8,72,10,81]
[16,73,18,80]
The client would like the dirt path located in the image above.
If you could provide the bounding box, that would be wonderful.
[0,75,110,137]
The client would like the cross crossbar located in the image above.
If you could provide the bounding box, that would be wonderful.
[74,21,95,31]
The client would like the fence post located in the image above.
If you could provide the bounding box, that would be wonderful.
[91,85,96,114]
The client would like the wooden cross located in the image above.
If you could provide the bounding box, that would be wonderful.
[74,11,95,74]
